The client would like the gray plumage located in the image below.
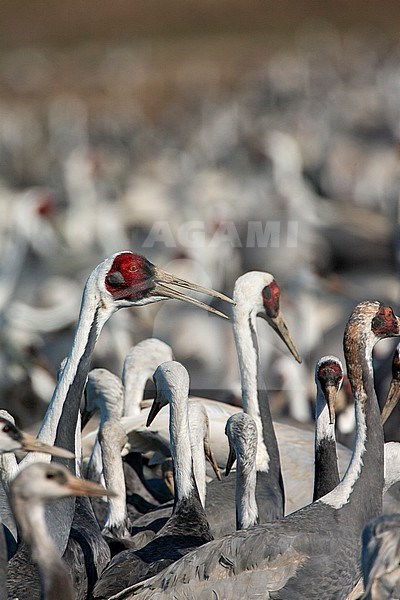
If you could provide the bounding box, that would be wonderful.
[362,513,400,599]
[225,413,258,530]
[92,362,213,599]
[7,463,112,600]
[313,356,343,501]
[105,301,397,600]
[204,273,303,537]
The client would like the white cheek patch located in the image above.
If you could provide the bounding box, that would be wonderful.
[0,434,20,453]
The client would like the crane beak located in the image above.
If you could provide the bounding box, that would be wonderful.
[324,384,337,425]
[258,311,302,364]
[204,440,222,480]
[163,469,175,497]
[146,397,163,427]
[381,379,400,425]
[66,474,116,498]
[151,267,233,320]
[20,433,75,459]
[225,444,236,477]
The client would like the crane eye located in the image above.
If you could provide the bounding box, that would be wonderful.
[2,425,10,433]
[46,472,56,480]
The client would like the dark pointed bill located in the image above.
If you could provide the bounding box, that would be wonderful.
[163,468,175,497]
[258,311,302,364]
[146,397,163,427]
[381,380,400,425]
[225,443,237,477]
[204,440,222,480]
[21,433,75,459]
[152,267,233,320]
[324,385,337,425]
[66,474,116,498]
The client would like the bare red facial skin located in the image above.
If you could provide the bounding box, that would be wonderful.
[262,281,280,319]
[392,347,400,380]
[105,253,156,301]
[317,361,343,390]
[371,305,399,337]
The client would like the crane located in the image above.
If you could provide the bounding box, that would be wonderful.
[110,301,400,600]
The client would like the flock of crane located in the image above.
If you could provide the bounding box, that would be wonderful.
[0,29,399,600]
[0,249,399,599]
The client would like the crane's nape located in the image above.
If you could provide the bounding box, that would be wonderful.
[105,251,233,318]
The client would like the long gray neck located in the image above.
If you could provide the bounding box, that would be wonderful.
[313,386,340,501]
[169,390,197,505]
[20,275,113,556]
[0,455,18,546]
[233,305,284,520]
[123,369,149,417]
[23,277,111,464]
[100,420,129,538]
[13,499,74,600]
[320,334,384,533]
[0,524,6,600]
[86,378,124,482]
[236,457,258,530]
[187,405,207,508]
[233,306,269,471]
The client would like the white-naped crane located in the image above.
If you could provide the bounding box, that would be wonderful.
[83,367,165,512]
[313,355,400,503]
[231,271,300,521]
[201,271,302,536]
[84,368,125,483]
[88,386,221,546]
[313,355,344,501]
[108,301,400,600]
[121,338,175,504]
[16,250,232,560]
[225,413,259,531]
[8,463,114,600]
[0,411,74,563]
[105,399,221,553]
[92,361,213,599]
[97,272,347,528]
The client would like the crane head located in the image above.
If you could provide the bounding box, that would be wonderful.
[225,412,258,477]
[233,271,302,363]
[146,361,189,427]
[315,356,344,425]
[0,416,74,458]
[259,279,302,364]
[104,251,233,318]
[10,463,115,503]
